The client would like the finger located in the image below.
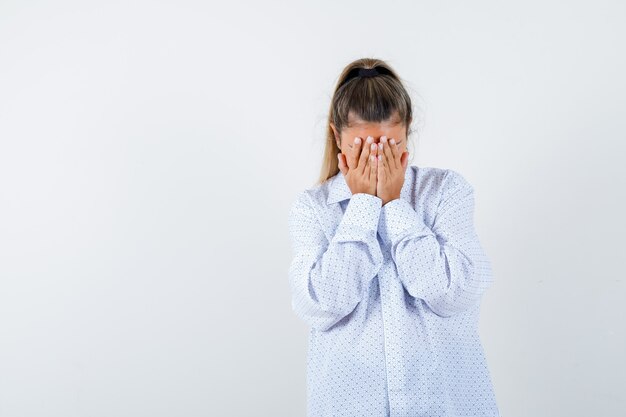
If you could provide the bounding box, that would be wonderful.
[370,150,377,188]
[380,136,393,171]
[357,136,373,175]
[388,137,401,169]
[370,141,378,177]
[382,136,398,171]
[363,139,378,176]
[348,137,362,169]
[368,142,378,180]
[377,141,388,179]
[384,146,391,180]
[377,152,384,192]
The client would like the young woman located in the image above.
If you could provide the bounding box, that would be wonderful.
[287,57,500,417]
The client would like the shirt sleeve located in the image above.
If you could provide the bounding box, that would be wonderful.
[288,191,384,332]
[377,170,494,318]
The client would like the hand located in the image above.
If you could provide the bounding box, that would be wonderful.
[376,136,409,206]
[337,136,378,197]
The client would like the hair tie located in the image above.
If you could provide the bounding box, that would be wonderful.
[358,67,379,77]
[338,66,392,90]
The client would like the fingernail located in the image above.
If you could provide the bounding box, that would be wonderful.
[370,143,376,150]
[381,136,387,143]
[378,143,383,150]
[367,136,373,143]
[354,137,361,144]
[390,138,395,145]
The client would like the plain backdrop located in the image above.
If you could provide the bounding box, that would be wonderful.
[1,1,625,416]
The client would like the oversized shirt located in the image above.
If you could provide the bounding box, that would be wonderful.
[287,165,500,417]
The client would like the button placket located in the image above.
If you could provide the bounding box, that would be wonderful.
[378,249,410,397]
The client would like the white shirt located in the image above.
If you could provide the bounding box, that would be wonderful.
[287,165,500,417]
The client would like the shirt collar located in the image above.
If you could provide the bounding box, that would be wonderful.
[326,165,415,205]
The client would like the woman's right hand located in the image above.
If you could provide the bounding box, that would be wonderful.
[337,136,378,197]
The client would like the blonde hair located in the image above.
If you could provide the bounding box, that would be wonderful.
[317,57,418,185]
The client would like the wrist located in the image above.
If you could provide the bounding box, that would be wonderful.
[381,195,401,206]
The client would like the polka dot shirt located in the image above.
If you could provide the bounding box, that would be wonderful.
[287,165,500,417]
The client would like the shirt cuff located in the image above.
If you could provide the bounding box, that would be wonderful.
[378,197,433,245]
[333,193,382,242]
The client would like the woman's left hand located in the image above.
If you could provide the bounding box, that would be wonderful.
[376,136,409,206]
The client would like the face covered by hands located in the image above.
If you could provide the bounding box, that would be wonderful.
[331,113,410,205]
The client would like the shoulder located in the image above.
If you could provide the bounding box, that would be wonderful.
[293,170,342,207]
[290,181,327,207]
[442,168,474,195]
[412,165,471,189]
[288,178,331,220]
[411,165,474,214]
[411,165,472,195]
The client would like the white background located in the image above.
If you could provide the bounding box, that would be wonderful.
[1,1,624,416]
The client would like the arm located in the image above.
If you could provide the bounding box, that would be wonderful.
[378,170,494,318]
[287,191,384,331]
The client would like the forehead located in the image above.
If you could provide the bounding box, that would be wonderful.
[347,111,404,129]
[344,115,405,137]
[347,110,402,126]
